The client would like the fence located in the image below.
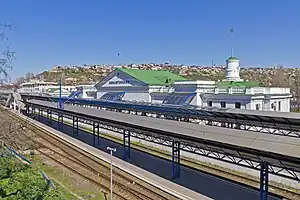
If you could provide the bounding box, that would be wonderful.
[2,144,56,189]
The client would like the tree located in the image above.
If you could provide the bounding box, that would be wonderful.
[0,156,62,200]
[25,72,35,80]
[271,69,288,87]
[0,23,15,82]
[15,77,25,86]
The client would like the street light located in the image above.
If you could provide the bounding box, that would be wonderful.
[107,146,116,200]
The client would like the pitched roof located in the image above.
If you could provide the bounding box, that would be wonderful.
[117,68,186,86]
[217,81,262,88]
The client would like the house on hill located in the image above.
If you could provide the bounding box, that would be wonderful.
[94,68,186,102]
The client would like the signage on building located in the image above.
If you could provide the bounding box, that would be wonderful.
[108,80,130,85]
[102,76,133,87]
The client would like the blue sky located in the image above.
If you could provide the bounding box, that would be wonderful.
[0,0,299,80]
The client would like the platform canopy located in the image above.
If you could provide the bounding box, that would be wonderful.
[24,99,300,181]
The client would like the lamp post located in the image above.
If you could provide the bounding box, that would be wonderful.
[58,73,65,110]
[107,146,116,200]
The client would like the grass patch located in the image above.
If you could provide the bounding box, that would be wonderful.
[0,150,70,200]
[28,153,106,200]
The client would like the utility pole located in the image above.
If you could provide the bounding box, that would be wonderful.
[107,146,116,200]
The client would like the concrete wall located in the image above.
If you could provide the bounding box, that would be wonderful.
[201,93,291,112]
[249,99,264,110]
[266,97,290,112]
[202,94,251,109]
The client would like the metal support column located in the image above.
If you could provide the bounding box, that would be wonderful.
[207,120,212,126]
[260,162,269,200]
[92,122,96,146]
[123,131,131,159]
[172,141,180,179]
[31,106,35,117]
[58,113,63,130]
[61,114,64,130]
[72,116,75,136]
[97,123,100,144]
[46,111,50,125]
[49,111,52,125]
[58,113,61,129]
[75,117,79,136]
[38,108,41,121]
[221,122,226,127]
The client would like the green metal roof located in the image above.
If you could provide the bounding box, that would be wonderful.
[227,56,238,61]
[117,68,186,86]
[217,81,261,88]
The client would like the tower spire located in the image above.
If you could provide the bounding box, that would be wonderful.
[224,28,243,82]
[230,28,234,57]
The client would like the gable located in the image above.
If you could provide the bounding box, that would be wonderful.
[95,69,148,88]
[102,76,133,87]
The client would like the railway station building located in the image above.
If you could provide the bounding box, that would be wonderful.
[171,80,291,112]
[95,57,292,112]
[94,68,187,103]
[169,57,292,112]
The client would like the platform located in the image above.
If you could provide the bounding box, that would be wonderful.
[27,99,300,159]
[13,109,213,200]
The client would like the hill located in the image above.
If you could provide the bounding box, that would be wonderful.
[18,64,300,97]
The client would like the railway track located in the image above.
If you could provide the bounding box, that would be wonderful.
[0,107,178,200]
[30,109,300,200]
[4,107,300,200]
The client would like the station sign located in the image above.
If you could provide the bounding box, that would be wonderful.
[102,76,133,87]
[108,80,130,85]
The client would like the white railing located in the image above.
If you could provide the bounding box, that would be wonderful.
[245,87,290,95]
[230,88,245,94]
[18,88,41,94]
[202,88,215,93]
[0,90,13,94]
[205,87,290,95]
[149,86,173,93]
[215,88,228,94]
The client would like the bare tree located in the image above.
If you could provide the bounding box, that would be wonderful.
[0,23,15,82]
[25,72,35,80]
[271,69,288,87]
[15,76,25,85]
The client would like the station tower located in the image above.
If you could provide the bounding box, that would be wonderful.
[224,28,243,82]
